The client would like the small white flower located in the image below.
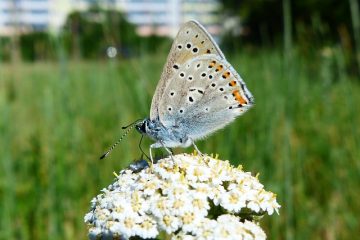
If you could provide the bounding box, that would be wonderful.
[220,188,247,212]
[208,184,226,206]
[169,195,194,216]
[194,218,217,240]
[84,212,95,223]
[136,216,159,239]
[116,213,142,239]
[190,193,210,216]
[162,181,188,197]
[247,199,261,213]
[149,196,172,218]
[130,191,149,214]
[189,182,211,195]
[179,210,203,234]
[242,220,267,240]
[116,171,137,191]
[171,232,196,240]
[186,164,211,182]
[153,160,182,181]
[259,191,281,215]
[209,160,233,184]
[158,214,181,234]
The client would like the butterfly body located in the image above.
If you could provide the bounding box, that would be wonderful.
[136,118,193,149]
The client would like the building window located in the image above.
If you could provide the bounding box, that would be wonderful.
[32,23,47,31]
[30,9,49,14]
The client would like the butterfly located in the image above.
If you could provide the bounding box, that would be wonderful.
[101,20,254,162]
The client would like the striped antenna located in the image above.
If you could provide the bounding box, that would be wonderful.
[100,120,142,159]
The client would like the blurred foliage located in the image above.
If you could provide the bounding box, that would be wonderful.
[62,7,138,59]
[220,0,359,76]
[61,6,170,59]
[0,36,11,61]
[19,32,56,61]
[221,0,352,45]
[0,7,170,62]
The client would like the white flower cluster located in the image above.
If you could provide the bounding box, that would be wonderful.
[85,154,280,239]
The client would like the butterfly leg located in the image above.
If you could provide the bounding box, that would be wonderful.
[191,140,203,156]
[149,144,157,166]
[159,141,175,161]
[149,142,171,165]
[138,135,150,161]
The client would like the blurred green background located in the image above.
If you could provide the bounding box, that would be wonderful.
[1,0,360,239]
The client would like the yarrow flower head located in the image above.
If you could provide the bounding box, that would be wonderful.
[85,153,280,239]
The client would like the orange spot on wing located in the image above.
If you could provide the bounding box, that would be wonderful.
[216,64,223,72]
[222,71,231,79]
[208,60,216,68]
[230,80,237,86]
[232,90,247,104]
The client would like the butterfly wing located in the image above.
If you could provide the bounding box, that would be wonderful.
[158,55,254,140]
[150,20,225,120]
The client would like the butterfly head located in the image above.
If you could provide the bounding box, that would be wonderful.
[135,118,150,134]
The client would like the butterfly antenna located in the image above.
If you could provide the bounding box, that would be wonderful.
[121,118,143,129]
[100,120,142,159]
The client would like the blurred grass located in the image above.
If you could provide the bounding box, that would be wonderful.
[0,47,360,239]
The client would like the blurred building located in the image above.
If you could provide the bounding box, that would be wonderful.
[0,0,220,37]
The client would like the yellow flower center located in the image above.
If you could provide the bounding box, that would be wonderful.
[115,206,124,213]
[182,212,194,224]
[173,199,184,209]
[192,199,204,209]
[229,193,239,204]
[163,215,172,226]
[124,217,135,228]
[141,219,153,230]
[193,167,203,177]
